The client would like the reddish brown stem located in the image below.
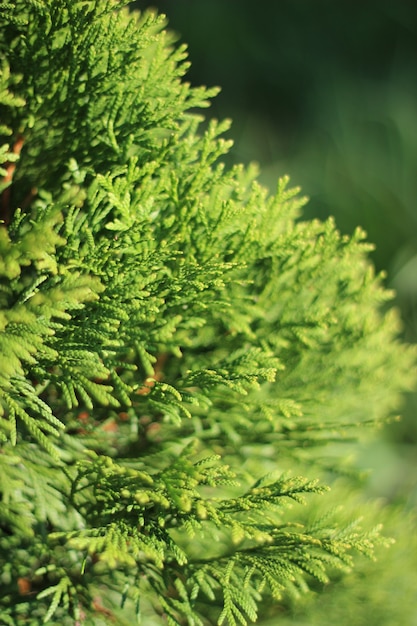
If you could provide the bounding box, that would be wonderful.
[1,134,24,225]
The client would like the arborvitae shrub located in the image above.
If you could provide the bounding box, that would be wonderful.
[0,1,415,624]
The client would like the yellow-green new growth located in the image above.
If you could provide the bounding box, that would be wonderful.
[0,1,415,625]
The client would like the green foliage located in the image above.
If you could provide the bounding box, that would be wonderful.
[0,1,415,624]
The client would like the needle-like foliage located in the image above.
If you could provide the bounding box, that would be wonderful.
[0,1,415,624]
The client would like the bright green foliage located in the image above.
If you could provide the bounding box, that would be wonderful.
[0,1,415,624]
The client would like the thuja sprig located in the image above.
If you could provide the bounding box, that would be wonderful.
[0,1,415,625]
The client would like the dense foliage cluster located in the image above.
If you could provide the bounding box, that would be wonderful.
[0,1,415,624]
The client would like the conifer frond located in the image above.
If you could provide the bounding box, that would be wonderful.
[37,575,73,623]
[0,1,415,624]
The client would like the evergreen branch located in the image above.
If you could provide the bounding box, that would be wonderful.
[0,1,415,624]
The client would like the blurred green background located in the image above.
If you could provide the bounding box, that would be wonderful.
[131,1,417,623]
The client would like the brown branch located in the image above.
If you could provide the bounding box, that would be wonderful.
[1,134,24,225]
